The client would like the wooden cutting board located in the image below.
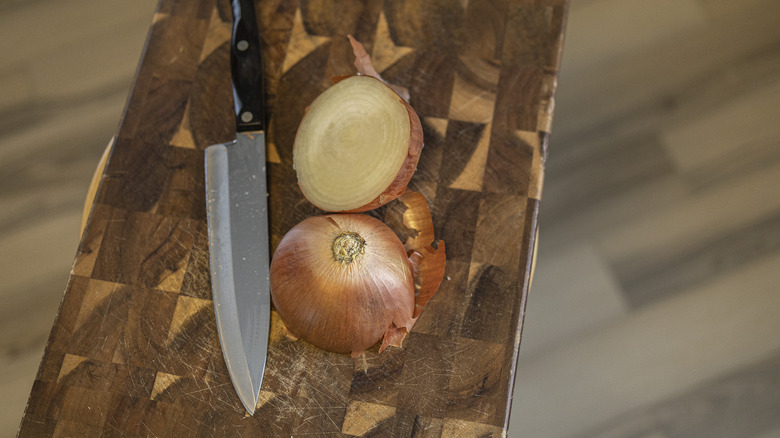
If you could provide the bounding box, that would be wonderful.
[19,0,567,436]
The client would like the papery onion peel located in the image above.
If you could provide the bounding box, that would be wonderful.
[347,34,410,101]
[379,190,446,352]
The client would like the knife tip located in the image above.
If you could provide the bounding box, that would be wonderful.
[242,401,257,416]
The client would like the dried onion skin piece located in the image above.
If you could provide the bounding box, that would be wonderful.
[347,34,410,101]
[378,190,447,352]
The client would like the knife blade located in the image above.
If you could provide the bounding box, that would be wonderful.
[205,0,269,415]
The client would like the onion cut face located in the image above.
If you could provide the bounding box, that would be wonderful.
[293,75,423,212]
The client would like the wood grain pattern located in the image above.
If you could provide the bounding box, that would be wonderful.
[18,0,567,435]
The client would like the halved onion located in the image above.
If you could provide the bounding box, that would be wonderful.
[292,75,423,212]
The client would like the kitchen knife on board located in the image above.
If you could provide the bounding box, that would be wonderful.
[204,0,269,416]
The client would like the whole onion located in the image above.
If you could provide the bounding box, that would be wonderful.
[269,213,416,356]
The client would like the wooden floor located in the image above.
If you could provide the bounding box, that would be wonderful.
[2,0,779,436]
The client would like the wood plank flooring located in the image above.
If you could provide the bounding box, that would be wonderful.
[0,0,159,433]
[1,0,779,436]
[509,0,780,437]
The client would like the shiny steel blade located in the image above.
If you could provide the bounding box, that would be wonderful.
[205,132,270,415]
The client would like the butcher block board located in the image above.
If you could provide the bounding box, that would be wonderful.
[19,0,568,436]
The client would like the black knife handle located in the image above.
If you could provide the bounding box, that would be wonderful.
[231,0,265,132]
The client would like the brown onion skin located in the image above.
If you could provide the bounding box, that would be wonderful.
[294,76,424,213]
[269,214,415,355]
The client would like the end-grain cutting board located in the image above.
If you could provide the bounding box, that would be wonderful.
[19,0,568,436]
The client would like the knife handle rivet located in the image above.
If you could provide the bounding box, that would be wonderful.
[241,111,254,123]
[237,40,250,51]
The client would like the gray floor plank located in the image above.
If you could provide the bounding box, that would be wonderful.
[578,350,780,438]
[511,252,780,438]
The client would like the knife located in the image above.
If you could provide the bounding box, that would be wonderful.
[205,0,269,416]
